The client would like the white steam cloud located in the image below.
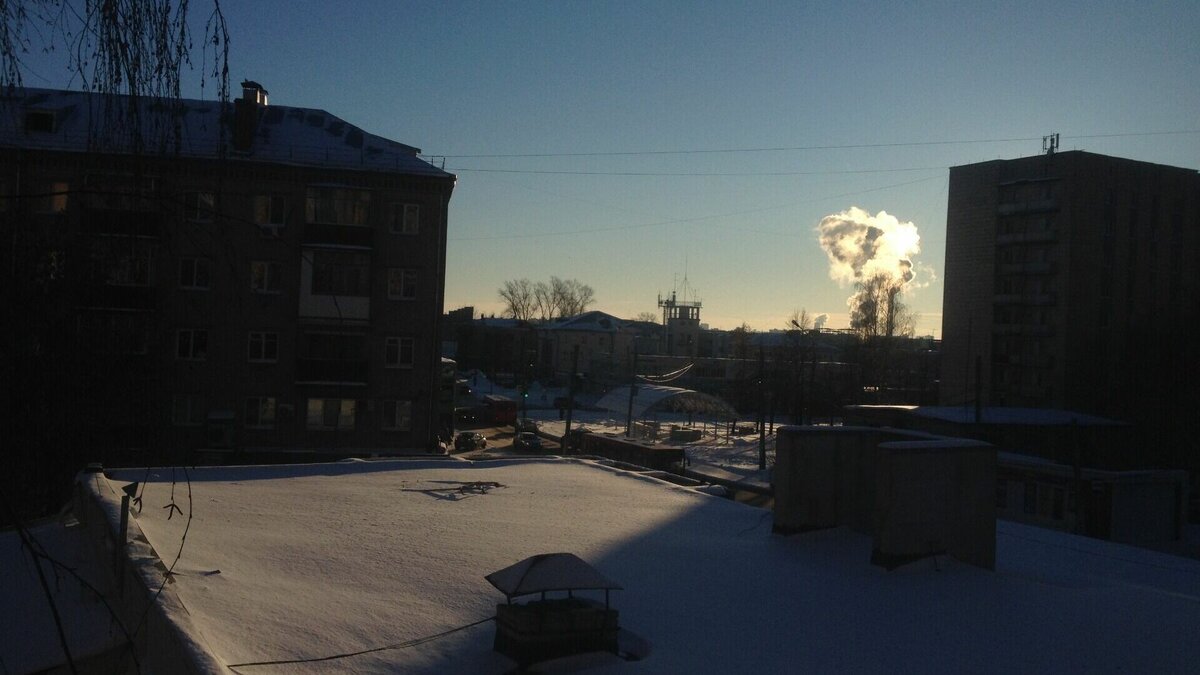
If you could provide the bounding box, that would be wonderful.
[816,207,922,287]
[813,313,828,329]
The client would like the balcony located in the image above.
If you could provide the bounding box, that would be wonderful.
[997,198,1058,216]
[295,358,368,385]
[303,222,372,248]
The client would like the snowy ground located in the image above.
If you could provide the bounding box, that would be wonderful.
[523,408,777,489]
[73,458,1200,674]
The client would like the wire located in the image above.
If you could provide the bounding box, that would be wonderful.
[424,129,1200,159]
[448,165,946,177]
[225,616,495,670]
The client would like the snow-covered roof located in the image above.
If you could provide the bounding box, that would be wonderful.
[848,405,1124,426]
[595,384,737,419]
[542,311,629,333]
[485,552,622,600]
[0,87,452,177]
[55,458,1200,673]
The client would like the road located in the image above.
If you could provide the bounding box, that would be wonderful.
[452,424,560,458]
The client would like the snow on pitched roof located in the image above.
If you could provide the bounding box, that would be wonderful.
[543,311,628,332]
[78,458,1200,673]
[486,552,622,600]
[0,87,452,177]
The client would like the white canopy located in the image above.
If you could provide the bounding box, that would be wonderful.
[485,553,622,600]
[595,384,736,419]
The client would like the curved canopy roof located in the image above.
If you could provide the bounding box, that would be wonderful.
[595,384,736,419]
[485,553,621,600]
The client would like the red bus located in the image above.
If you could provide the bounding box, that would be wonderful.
[482,394,518,426]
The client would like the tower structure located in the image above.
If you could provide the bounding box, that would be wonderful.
[658,277,702,357]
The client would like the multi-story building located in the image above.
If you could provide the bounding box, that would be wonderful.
[2,83,455,464]
[941,149,1200,468]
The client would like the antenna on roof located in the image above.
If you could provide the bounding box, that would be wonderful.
[1042,133,1059,155]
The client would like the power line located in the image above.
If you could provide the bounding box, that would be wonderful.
[448,173,943,242]
[424,129,1200,159]
[447,165,946,177]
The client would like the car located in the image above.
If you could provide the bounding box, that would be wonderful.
[515,418,539,433]
[454,432,487,452]
[513,431,543,453]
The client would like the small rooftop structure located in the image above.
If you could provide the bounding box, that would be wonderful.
[487,553,623,667]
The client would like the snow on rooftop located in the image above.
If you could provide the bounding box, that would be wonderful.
[0,88,451,176]
[914,406,1123,426]
[78,458,1200,673]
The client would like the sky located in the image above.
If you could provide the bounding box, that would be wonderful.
[15,1,1200,335]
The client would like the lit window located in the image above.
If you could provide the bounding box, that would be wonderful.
[247,332,279,362]
[179,257,211,290]
[381,400,412,430]
[177,329,208,360]
[389,203,420,234]
[251,261,282,294]
[245,397,277,428]
[36,181,70,214]
[385,336,414,368]
[306,398,356,430]
[387,268,417,299]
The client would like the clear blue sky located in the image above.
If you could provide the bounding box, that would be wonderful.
[19,1,1200,335]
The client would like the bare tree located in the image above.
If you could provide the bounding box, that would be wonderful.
[553,277,595,317]
[850,272,917,339]
[2,1,230,100]
[498,279,536,321]
[788,308,812,331]
[633,311,659,323]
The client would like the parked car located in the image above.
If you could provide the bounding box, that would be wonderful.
[513,431,543,453]
[515,418,539,433]
[454,432,487,452]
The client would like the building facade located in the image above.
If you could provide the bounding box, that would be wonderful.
[940,150,1200,468]
[2,84,455,464]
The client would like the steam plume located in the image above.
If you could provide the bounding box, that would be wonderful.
[814,314,828,329]
[816,207,926,334]
[816,207,920,286]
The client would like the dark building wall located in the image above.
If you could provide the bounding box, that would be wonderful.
[941,151,1200,469]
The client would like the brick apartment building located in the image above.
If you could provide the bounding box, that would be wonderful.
[1,83,455,465]
[941,149,1200,467]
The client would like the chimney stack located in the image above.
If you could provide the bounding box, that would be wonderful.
[234,80,268,152]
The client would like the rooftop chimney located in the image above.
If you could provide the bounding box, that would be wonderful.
[234,80,268,152]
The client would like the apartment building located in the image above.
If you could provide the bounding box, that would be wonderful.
[940,150,1199,468]
[1,83,455,460]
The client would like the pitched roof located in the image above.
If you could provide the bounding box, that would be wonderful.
[0,87,451,177]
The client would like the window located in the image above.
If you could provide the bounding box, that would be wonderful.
[184,191,215,222]
[389,203,419,234]
[172,395,205,426]
[245,397,277,429]
[381,400,412,430]
[305,187,370,225]
[251,261,282,294]
[100,240,154,287]
[179,257,211,290]
[312,251,369,296]
[177,329,208,360]
[25,110,55,133]
[81,312,148,355]
[248,332,279,362]
[385,336,415,368]
[306,398,355,430]
[254,194,288,235]
[387,268,417,299]
[34,181,70,214]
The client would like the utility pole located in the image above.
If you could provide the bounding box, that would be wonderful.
[625,343,638,437]
[758,345,766,471]
[564,345,579,444]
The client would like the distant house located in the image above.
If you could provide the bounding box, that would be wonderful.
[1,83,456,468]
[537,311,635,382]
